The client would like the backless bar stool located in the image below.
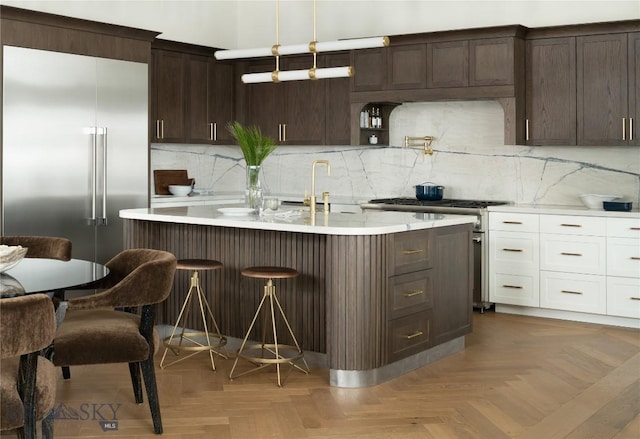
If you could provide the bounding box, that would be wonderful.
[160,259,228,370]
[229,266,309,387]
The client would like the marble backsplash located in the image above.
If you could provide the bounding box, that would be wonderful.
[151,101,640,207]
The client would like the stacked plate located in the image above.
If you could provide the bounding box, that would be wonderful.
[0,245,28,273]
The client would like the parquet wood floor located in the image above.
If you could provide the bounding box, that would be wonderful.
[2,312,639,438]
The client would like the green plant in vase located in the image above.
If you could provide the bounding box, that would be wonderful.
[228,121,277,210]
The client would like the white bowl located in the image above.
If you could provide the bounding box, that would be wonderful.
[579,194,621,210]
[168,185,192,196]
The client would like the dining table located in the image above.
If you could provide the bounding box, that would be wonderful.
[0,258,109,298]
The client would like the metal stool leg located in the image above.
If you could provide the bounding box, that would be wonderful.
[161,270,228,370]
[229,279,309,386]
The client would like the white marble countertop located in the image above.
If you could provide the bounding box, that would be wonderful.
[488,203,640,218]
[121,204,476,236]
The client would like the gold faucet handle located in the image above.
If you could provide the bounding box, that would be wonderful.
[322,191,330,213]
[303,189,311,206]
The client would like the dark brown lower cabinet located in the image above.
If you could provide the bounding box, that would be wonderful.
[123,220,473,375]
[432,225,474,346]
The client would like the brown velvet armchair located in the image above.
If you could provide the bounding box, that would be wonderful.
[52,248,177,435]
[0,236,72,261]
[0,294,57,439]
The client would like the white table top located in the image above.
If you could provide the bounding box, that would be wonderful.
[120,204,476,236]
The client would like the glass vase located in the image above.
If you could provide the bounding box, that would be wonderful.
[245,165,263,210]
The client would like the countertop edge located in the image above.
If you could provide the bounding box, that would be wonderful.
[488,204,640,218]
[120,207,476,236]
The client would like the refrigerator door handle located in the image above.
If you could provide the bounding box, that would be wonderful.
[99,127,108,226]
[87,126,98,226]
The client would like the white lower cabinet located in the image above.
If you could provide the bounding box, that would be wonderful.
[540,234,606,275]
[607,237,640,278]
[489,211,639,326]
[489,229,539,306]
[491,272,539,306]
[540,271,606,314]
[607,277,640,318]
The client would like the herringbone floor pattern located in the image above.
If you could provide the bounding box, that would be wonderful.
[3,312,639,438]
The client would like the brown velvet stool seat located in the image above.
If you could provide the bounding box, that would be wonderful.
[160,259,228,371]
[229,266,309,387]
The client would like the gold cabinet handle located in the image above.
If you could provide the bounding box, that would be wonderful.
[631,118,634,141]
[282,123,287,142]
[502,285,523,289]
[502,248,523,252]
[630,297,640,301]
[403,290,424,298]
[525,118,530,141]
[503,221,523,224]
[561,290,583,295]
[561,252,582,256]
[560,223,582,228]
[156,120,161,139]
[405,331,423,340]
[278,124,282,142]
[631,257,640,261]
[402,249,424,255]
[631,227,640,231]
[161,120,164,139]
[623,117,627,141]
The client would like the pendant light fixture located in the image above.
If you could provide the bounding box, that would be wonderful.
[214,0,389,83]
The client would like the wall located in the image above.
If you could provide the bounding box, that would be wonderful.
[235,1,640,49]
[1,1,638,49]
[152,101,640,207]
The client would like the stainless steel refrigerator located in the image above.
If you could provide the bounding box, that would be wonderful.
[2,46,149,264]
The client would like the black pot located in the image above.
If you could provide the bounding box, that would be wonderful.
[415,183,444,201]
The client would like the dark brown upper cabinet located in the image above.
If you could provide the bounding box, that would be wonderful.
[631,32,640,146]
[525,37,577,145]
[151,40,234,144]
[237,53,351,146]
[427,41,469,88]
[352,44,427,92]
[152,49,187,143]
[351,48,387,92]
[469,38,515,86]
[427,37,516,89]
[577,33,636,146]
[184,55,235,144]
[387,44,427,89]
[324,52,352,145]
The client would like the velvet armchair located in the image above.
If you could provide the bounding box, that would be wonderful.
[0,294,57,439]
[52,248,177,434]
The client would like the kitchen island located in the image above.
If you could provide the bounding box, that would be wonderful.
[121,205,475,387]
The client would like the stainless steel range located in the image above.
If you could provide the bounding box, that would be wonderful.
[360,198,510,312]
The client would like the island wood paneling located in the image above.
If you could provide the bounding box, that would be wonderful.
[325,234,388,370]
[124,220,327,353]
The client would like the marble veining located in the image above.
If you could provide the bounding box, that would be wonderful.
[152,101,640,207]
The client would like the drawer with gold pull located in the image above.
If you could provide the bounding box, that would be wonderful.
[389,270,433,318]
[391,229,433,275]
[388,310,432,362]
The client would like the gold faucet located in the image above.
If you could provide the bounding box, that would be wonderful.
[305,160,331,216]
